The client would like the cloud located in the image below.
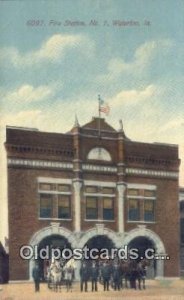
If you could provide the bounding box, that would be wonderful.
[0,34,94,67]
[159,117,184,132]
[98,39,173,82]
[110,85,156,107]
[1,84,56,104]
[37,34,81,61]
[0,110,43,129]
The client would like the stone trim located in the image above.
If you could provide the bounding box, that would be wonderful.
[127,183,157,190]
[117,184,126,234]
[37,177,72,184]
[126,168,178,179]
[84,180,116,187]
[82,164,117,172]
[77,225,122,249]
[8,158,73,169]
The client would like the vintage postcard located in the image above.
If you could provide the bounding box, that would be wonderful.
[0,0,184,299]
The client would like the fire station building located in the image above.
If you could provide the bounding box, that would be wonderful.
[5,117,180,281]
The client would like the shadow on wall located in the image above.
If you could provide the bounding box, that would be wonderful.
[0,242,9,283]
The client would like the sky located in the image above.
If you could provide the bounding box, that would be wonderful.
[0,0,184,245]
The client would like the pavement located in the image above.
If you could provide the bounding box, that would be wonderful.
[0,280,184,300]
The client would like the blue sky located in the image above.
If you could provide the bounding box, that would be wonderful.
[0,0,184,241]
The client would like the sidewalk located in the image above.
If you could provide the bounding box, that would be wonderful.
[0,280,184,300]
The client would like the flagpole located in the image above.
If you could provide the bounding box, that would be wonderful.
[98,94,101,138]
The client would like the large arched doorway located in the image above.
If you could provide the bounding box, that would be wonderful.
[37,234,71,281]
[86,235,115,250]
[29,224,76,281]
[84,235,115,262]
[128,236,156,278]
[123,227,166,278]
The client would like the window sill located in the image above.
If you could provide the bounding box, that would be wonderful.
[127,220,156,224]
[39,218,72,221]
[84,219,115,222]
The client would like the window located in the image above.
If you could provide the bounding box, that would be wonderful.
[103,198,114,220]
[127,187,156,223]
[127,189,139,196]
[85,186,98,193]
[87,147,111,161]
[58,184,70,192]
[58,195,70,219]
[102,187,115,194]
[144,200,155,221]
[86,197,98,219]
[40,194,53,218]
[38,181,71,219]
[144,190,155,197]
[39,183,53,191]
[128,198,140,221]
[85,185,115,221]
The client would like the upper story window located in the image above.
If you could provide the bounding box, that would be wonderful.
[86,197,98,220]
[58,195,71,219]
[58,184,70,192]
[39,183,54,191]
[127,186,156,223]
[40,194,53,218]
[84,184,115,221]
[103,198,114,220]
[38,180,72,220]
[87,147,111,161]
[128,198,140,221]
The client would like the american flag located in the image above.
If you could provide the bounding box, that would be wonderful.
[99,97,110,115]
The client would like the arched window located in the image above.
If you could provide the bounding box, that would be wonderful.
[87,147,111,161]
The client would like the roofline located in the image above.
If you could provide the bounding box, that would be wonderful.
[6,125,39,132]
[126,139,178,148]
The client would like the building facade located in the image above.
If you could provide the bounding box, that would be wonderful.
[5,117,180,281]
[179,187,184,276]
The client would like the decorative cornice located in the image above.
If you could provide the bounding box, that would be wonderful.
[126,167,178,179]
[82,164,117,173]
[8,158,73,169]
[6,144,74,158]
[7,158,179,179]
[127,155,178,167]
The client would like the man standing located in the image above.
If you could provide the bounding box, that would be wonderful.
[90,261,99,292]
[112,263,121,290]
[32,262,41,292]
[80,261,90,292]
[101,261,112,291]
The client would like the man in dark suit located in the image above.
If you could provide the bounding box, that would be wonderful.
[90,261,99,292]
[112,263,121,290]
[80,261,90,292]
[101,261,112,291]
[32,262,41,292]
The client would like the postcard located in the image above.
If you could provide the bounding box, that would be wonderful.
[0,1,183,299]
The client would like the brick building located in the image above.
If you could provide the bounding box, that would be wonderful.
[5,117,180,281]
[179,187,184,276]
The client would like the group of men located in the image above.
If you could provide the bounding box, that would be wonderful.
[32,259,147,293]
[80,259,147,292]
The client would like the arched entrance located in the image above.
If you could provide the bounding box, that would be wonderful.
[123,227,166,278]
[128,236,156,278]
[85,235,115,260]
[29,224,77,281]
[86,235,115,250]
[37,234,71,281]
